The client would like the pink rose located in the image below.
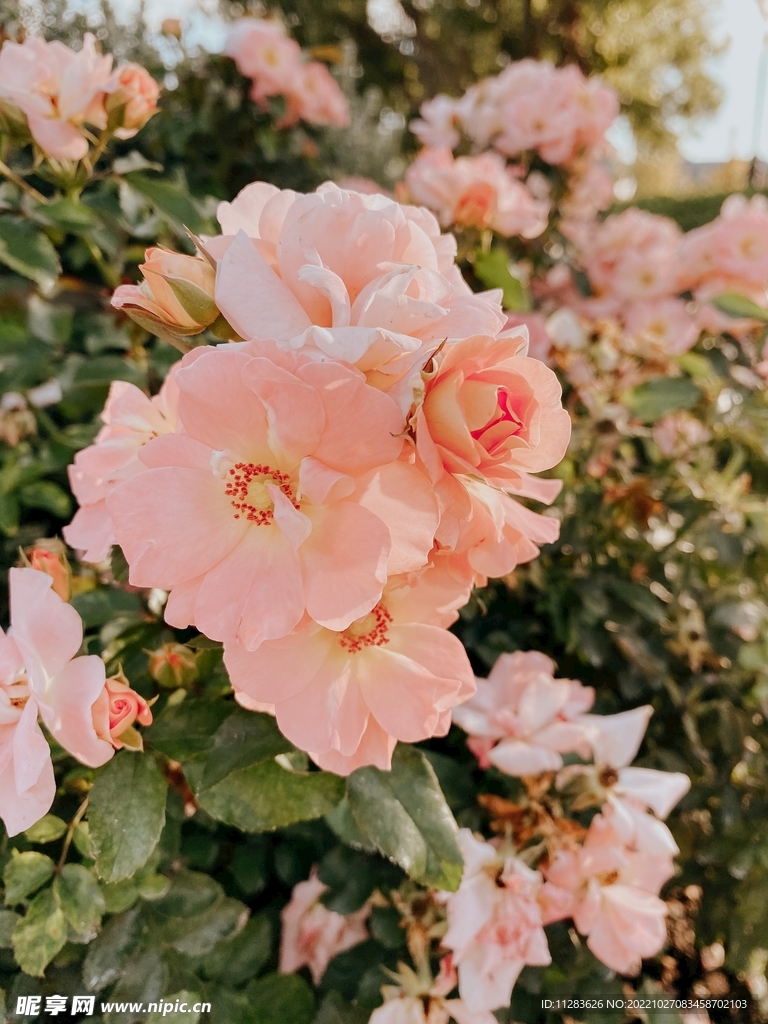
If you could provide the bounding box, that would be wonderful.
[92,672,153,750]
[107,62,160,137]
[29,545,70,602]
[279,868,369,984]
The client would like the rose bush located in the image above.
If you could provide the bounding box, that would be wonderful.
[0,14,765,1024]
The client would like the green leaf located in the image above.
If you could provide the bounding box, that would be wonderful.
[71,587,142,629]
[313,992,369,1024]
[3,851,55,905]
[145,698,233,762]
[23,815,67,844]
[199,707,293,789]
[0,909,19,948]
[623,376,702,422]
[100,879,140,915]
[53,864,105,940]
[345,745,463,891]
[473,249,531,311]
[711,292,768,321]
[11,886,67,977]
[197,759,344,833]
[247,973,315,1024]
[0,217,60,289]
[36,197,101,234]
[200,913,272,985]
[18,480,72,518]
[147,991,203,1024]
[124,173,207,234]
[82,906,141,991]
[89,753,168,882]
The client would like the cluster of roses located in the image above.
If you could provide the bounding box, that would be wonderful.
[0,562,152,837]
[272,651,690,1023]
[223,17,349,129]
[66,181,572,776]
[403,59,619,239]
[0,33,159,162]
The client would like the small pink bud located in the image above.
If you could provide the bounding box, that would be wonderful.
[149,643,198,690]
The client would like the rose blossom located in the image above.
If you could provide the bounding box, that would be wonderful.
[624,299,699,357]
[371,956,497,1024]
[0,34,113,161]
[540,812,672,975]
[64,368,179,564]
[453,651,594,774]
[224,18,303,103]
[410,95,465,150]
[106,62,160,137]
[112,247,219,347]
[285,61,349,128]
[414,334,571,577]
[108,340,438,653]
[405,149,549,238]
[441,829,551,1012]
[91,671,153,751]
[224,567,474,774]
[0,568,113,836]
[212,181,508,411]
[279,868,369,984]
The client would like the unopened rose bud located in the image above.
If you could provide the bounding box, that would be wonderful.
[106,63,160,137]
[149,642,198,689]
[0,392,35,446]
[112,247,219,350]
[92,669,154,752]
[161,19,182,38]
[28,541,71,601]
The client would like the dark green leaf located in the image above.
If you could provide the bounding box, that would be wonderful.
[197,760,344,832]
[18,480,72,518]
[3,851,55,905]
[200,913,272,985]
[82,907,142,992]
[246,973,315,1024]
[346,745,463,890]
[53,864,104,939]
[23,815,67,844]
[145,698,233,762]
[89,753,167,882]
[0,217,60,289]
[0,909,19,948]
[11,887,67,977]
[147,991,203,1024]
[37,198,101,233]
[313,993,369,1024]
[199,707,293,789]
[71,588,142,629]
[623,376,702,422]
[124,173,207,234]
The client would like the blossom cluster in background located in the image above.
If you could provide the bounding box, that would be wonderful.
[0,33,159,161]
[224,17,349,128]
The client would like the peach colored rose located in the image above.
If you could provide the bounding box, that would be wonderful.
[29,544,71,601]
[279,868,369,984]
[0,568,113,837]
[107,62,160,137]
[371,957,497,1024]
[0,33,113,160]
[112,247,219,347]
[224,18,302,103]
[64,368,179,564]
[108,340,439,654]
[405,149,549,238]
[92,671,153,751]
[285,61,349,128]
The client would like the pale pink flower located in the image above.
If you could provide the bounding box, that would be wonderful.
[560,161,615,224]
[453,651,594,775]
[652,412,711,458]
[106,62,160,137]
[624,298,700,357]
[279,868,369,984]
[0,33,113,160]
[109,340,439,653]
[371,957,497,1024]
[0,568,113,836]
[442,830,551,1012]
[578,209,682,308]
[224,568,474,774]
[565,706,691,855]
[64,369,179,564]
[541,813,672,975]
[336,176,394,199]
[91,672,153,751]
[679,194,768,298]
[415,334,570,578]
[410,95,465,150]
[224,18,302,104]
[212,182,507,411]
[285,61,349,128]
[405,149,549,238]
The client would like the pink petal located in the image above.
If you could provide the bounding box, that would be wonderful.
[582,706,653,768]
[617,767,690,819]
[241,356,324,467]
[309,716,397,774]
[27,114,89,160]
[9,568,83,688]
[63,501,115,563]
[354,462,439,575]
[37,656,113,768]
[298,457,354,505]
[488,739,563,776]
[276,656,369,756]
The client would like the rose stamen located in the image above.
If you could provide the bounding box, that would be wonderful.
[225,462,298,524]
[338,604,393,653]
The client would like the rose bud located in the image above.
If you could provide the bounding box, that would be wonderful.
[106,63,160,137]
[112,247,220,350]
[148,642,198,690]
[92,670,154,752]
[28,541,71,602]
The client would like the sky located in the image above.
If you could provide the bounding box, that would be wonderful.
[111,0,766,166]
